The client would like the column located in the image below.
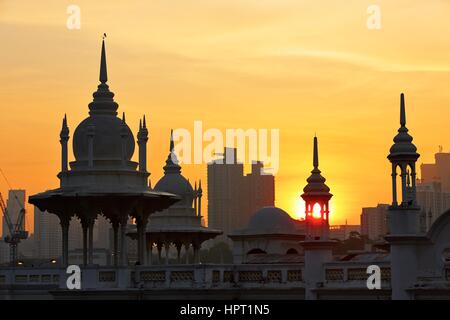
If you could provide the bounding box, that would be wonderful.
[120,217,128,267]
[164,242,171,265]
[146,242,153,265]
[157,242,163,265]
[400,164,407,205]
[60,215,70,267]
[391,163,398,206]
[193,242,200,264]
[112,221,119,267]
[81,220,88,266]
[136,218,147,265]
[184,243,190,264]
[175,243,182,264]
[88,218,95,265]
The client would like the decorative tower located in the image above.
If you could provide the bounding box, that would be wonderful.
[386,93,423,300]
[59,114,69,172]
[300,136,336,300]
[137,115,149,172]
[301,135,333,240]
[387,93,421,235]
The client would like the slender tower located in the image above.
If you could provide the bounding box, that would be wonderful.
[301,136,333,240]
[386,93,423,300]
[300,136,336,300]
[137,115,149,172]
[60,114,69,172]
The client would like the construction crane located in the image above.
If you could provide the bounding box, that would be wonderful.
[0,169,28,266]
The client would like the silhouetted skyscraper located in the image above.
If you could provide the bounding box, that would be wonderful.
[207,148,275,238]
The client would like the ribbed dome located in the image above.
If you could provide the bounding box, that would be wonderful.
[73,115,135,161]
[247,207,296,234]
[72,39,135,164]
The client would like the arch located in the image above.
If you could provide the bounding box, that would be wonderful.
[286,248,298,255]
[427,209,450,243]
[247,248,267,255]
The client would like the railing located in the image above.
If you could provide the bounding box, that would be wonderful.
[0,264,304,290]
[324,261,391,288]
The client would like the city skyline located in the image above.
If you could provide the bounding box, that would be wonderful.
[1,1,450,230]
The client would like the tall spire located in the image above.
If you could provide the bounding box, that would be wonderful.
[100,38,108,84]
[89,35,118,116]
[163,130,181,174]
[313,135,319,168]
[170,129,175,152]
[400,92,406,127]
[143,115,147,128]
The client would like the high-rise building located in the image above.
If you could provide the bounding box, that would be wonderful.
[207,148,275,238]
[417,151,450,228]
[360,204,389,240]
[34,207,83,260]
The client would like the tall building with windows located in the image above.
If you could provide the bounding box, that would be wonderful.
[34,207,83,260]
[360,204,389,240]
[417,151,450,229]
[207,148,275,238]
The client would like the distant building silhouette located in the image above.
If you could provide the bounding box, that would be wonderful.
[417,151,450,229]
[360,204,389,240]
[207,148,275,238]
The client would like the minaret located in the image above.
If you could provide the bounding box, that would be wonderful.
[198,180,202,217]
[137,115,149,172]
[301,136,333,240]
[60,114,70,172]
[300,136,336,300]
[386,93,423,300]
[120,112,128,167]
[388,93,420,208]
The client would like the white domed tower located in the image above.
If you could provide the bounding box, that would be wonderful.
[29,38,179,268]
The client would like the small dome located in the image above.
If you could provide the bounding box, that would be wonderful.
[247,207,297,234]
[154,131,194,207]
[73,115,135,162]
[154,173,193,206]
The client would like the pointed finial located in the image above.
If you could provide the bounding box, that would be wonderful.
[400,93,406,127]
[139,119,142,130]
[199,180,202,191]
[122,112,126,123]
[99,36,108,84]
[194,181,197,191]
[170,129,174,152]
[63,114,67,127]
[313,136,319,168]
[143,115,147,128]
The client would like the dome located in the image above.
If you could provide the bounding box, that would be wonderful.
[154,173,194,206]
[73,115,135,162]
[72,39,135,164]
[153,131,194,207]
[247,207,297,234]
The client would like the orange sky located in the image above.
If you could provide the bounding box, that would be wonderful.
[1,0,450,233]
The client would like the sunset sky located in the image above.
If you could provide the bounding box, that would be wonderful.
[1,0,450,233]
